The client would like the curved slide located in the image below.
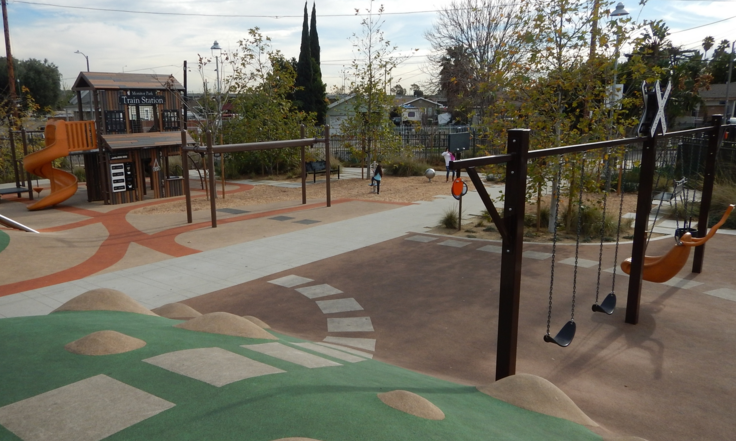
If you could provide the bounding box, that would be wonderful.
[23,120,96,211]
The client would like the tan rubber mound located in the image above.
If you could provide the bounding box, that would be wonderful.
[377,390,445,420]
[52,288,157,316]
[175,312,277,340]
[64,330,146,355]
[243,315,270,329]
[272,438,322,441]
[478,373,597,427]
[152,302,202,319]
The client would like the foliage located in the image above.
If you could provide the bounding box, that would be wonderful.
[384,156,433,177]
[0,58,61,113]
[294,3,315,115]
[707,39,735,84]
[218,29,316,176]
[439,206,459,229]
[72,166,86,182]
[309,2,327,124]
[560,203,633,240]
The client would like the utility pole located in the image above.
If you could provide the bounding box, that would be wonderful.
[724,41,735,121]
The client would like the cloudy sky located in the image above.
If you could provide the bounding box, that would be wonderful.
[5,0,736,94]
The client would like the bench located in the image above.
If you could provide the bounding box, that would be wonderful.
[0,187,29,198]
[305,160,340,183]
[652,178,686,205]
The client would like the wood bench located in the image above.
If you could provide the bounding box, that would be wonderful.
[0,187,28,198]
[305,160,340,183]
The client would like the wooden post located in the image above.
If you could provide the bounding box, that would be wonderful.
[692,115,723,273]
[625,134,658,325]
[207,131,217,228]
[20,128,32,200]
[181,130,192,224]
[495,129,530,380]
[220,133,225,199]
[326,125,331,207]
[458,193,462,231]
[301,125,307,205]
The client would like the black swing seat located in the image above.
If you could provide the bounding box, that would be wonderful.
[592,292,616,315]
[544,320,576,347]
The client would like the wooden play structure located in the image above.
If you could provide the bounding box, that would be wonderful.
[20,72,194,210]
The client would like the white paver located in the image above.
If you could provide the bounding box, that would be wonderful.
[315,298,363,314]
[242,342,341,368]
[292,342,366,363]
[143,347,284,387]
[438,239,470,248]
[323,337,376,352]
[478,245,502,253]
[0,375,174,441]
[405,235,438,243]
[327,317,374,332]
[559,257,599,268]
[704,288,736,302]
[295,284,343,299]
[659,277,703,289]
[316,342,373,359]
[523,251,553,260]
[267,275,314,288]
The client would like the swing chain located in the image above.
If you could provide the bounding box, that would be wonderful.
[546,159,564,336]
[611,147,627,292]
[571,155,586,321]
[594,150,610,304]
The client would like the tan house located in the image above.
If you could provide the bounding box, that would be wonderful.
[696,83,736,124]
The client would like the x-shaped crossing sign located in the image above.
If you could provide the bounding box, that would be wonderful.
[637,79,672,138]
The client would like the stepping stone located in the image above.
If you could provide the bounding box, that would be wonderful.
[143,347,284,387]
[659,277,703,289]
[292,342,366,363]
[438,240,470,248]
[294,219,321,225]
[270,215,295,221]
[704,288,736,302]
[315,298,363,314]
[478,245,502,253]
[323,336,376,352]
[316,342,374,359]
[327,317,374,332]
[559,257,599,268]
[603,267,629,275]
[268,275,314,288]
[296,284,343,299]
[217,208,249,215]
[242,342,341,368]
[405,235,437,243]
[0,374,174,441]
[523,251,553,260]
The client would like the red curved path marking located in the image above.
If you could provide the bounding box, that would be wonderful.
[0,182,411,297]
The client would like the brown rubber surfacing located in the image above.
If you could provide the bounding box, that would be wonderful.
[183,233,736,441]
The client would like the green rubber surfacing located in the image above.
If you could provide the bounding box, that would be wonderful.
[0,230,9,254]
[0,311,602,441]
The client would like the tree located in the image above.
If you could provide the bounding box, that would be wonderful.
[426,0,528,119]
[702,36,715,62]
[294,2,314,113]
[391,84,405,96]
[0,57,61,112]
[309,2,327,124]
[708,39,735,83]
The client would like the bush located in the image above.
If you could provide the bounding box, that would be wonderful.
[439,207,459,229]
[560,204,633,240]
[72,166,86,182]
[385,157,434,177]
[677,178,736,230]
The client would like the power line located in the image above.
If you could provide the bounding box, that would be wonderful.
[670,14,736,34]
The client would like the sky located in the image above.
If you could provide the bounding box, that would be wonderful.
[5,0,736,95]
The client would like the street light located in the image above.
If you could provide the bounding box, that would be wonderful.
[74,50,89,72]
[723,41,735,122]
[210,41,222,136]
[608,2,629,132]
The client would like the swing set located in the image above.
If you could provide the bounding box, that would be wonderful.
[450,106,732,379]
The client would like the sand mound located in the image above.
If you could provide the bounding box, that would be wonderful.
[242,315,270,329]
[478,373,597,427]
[377,390,445,420]
[64,330,146,355]
[175,312,277,340]
[152,303,202,319]
[53,288,157,316]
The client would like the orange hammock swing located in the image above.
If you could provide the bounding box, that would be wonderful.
[621,204,734,283]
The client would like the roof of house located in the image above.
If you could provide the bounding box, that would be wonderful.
[72,72,184,91]
[699,83,736,100]
[403,97,444,107]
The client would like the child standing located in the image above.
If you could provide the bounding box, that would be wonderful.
[373,163,383,194]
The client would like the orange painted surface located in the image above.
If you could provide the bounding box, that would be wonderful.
[23,121,97,211]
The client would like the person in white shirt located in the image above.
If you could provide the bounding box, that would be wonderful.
[441,148,456,182]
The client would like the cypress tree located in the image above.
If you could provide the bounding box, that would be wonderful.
[310,2,327,124]
[294,2,314,113]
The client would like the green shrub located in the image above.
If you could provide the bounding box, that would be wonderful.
[561,204,633,240]
[385,156,434,177]
[439,207,459,229]
[72,166,86,182]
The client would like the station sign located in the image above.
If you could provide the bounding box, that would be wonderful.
[118,90,165,105]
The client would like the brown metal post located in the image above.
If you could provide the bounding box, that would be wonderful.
[301,125,306,205]
[181,130,192,223]
[207,131,217,228]
[625,134,658,325]
[92,89,109,204]
[692,115,723,273]
[495,129,530,380]
[326,125,331,207]
[20,128,32,200]
[7,129,20,193]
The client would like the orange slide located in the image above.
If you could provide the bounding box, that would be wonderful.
[23,120,97,211]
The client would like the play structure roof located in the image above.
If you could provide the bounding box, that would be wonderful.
[102,132,195,151]
[72,72,184,91]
